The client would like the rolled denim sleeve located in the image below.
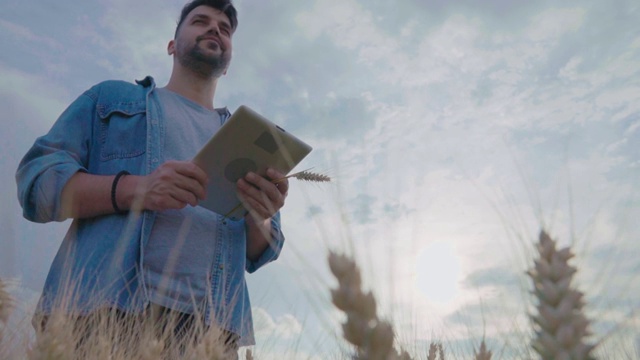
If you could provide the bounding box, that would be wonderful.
[245,211,285,273]
[16,92,95,223]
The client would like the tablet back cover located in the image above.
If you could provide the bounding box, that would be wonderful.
[193,105,312,219]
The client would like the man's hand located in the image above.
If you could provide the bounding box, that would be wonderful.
[130,160,209,211]
[59,161,208,219]
[236,168,288,221]
[240,168,288,261]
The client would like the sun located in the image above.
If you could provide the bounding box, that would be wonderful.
[414,240,461,304]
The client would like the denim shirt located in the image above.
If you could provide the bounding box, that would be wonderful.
[15,76,284,345]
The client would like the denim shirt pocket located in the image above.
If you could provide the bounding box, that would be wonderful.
[97,101,147,161]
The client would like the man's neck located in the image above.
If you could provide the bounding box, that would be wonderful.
[164,66,219,111]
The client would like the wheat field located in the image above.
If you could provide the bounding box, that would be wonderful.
[1,229,630,359]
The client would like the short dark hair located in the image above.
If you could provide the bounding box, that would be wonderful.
[175,0,238,38]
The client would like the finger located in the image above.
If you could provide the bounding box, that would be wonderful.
[238,191,270,220]
[156,161,207,199]
[237,180,278,218]
[267,168,289,195]
[246,194,276,220]
[150,194,188,211]
[170,187,199,207]
[175,161,209,187]
[238,177,282,211]
[151,186,197,209]
[244,172,281,202]
[175,175,207,200]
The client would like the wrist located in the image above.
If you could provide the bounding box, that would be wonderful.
[115,174,140,212]
[245,212,270,225]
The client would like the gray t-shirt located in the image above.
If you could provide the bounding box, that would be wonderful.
[144,87,223,313]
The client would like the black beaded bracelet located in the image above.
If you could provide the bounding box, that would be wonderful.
[111,170,130,214]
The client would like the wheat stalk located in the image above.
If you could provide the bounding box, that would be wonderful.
[328,251,412,360]
[528,230,595,360]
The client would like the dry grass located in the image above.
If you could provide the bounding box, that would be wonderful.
[0,278,14,359]
[10,304,238,360]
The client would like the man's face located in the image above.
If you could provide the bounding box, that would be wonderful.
[170,5,234,78]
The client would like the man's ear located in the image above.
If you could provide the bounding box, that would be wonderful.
[167,40,175,55]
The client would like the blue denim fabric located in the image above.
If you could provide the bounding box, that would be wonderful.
[15,76,284,345]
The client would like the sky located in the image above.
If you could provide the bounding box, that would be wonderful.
[1,0,639,358]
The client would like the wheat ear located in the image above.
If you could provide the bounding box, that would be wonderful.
[328,251,411,360]
[0,279,12,325]
[528,230,595,359]
[474,339,492,360]
[272,168,331,183]
[426,342,445,360]
[245,348,254,360]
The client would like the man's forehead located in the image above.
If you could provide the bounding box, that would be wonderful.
[187,5,231,27]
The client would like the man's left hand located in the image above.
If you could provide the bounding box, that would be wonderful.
[237,168,288,221]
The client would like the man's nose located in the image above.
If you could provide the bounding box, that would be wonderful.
[206,25,220,36]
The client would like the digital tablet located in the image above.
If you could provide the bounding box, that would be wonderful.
[192,105,312,220]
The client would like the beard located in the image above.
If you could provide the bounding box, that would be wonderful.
[176,38,231,79]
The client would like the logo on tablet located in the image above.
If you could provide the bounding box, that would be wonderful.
[224,158,258,183]
[254,131,278,154]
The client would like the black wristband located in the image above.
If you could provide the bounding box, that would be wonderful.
[111,170,130,214]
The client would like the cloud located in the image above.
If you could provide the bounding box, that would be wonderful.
[306,205,323,218]
[252,307,303,340]
[461,265,521,290]
[0,65,74,289]
[65,0,176,82]
[350,193,376,224]
[307,95,377,139]
[0,19,62,49]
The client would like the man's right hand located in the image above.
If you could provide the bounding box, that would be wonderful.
[60,161,209,219]
[127,160,209,211]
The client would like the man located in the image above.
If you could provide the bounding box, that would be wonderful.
[16,0,287,354]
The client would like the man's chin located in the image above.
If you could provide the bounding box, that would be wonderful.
[195,40,224,54]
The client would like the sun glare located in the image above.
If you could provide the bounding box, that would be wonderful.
[414,241,461,304]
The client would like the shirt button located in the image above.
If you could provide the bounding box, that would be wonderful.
[219,264,224,270]
[152,158,158,163]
